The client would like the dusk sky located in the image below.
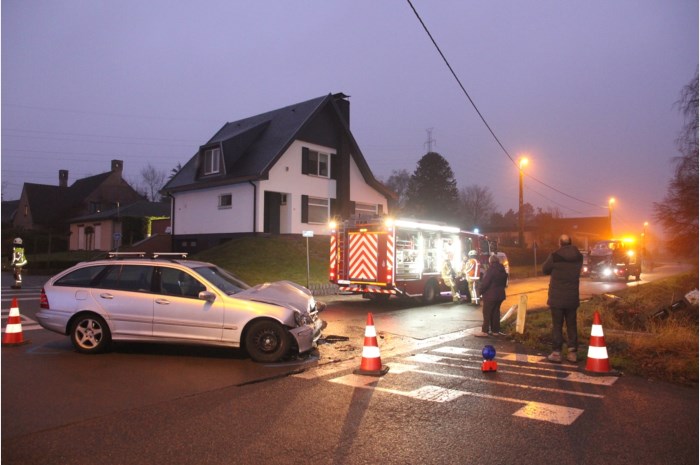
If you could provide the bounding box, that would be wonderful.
[2,1,698,241]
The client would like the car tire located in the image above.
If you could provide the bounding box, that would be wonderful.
[70,314,111,354]
[422,281,439,304]
[245,320,292,363]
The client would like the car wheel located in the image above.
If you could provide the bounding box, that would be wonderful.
[70,314,111,354]
[245,320,292,363]
[422,281,439,304]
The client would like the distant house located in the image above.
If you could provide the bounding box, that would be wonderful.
[68,199,171,251]
[12,159,145,234]
[484,216,612,250]
[163,92,394,253]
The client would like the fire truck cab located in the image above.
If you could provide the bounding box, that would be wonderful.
[588,238,641,282]
[329,216,491,303]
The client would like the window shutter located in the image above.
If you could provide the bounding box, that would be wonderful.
[301,147,309,175]
[301,195,309,223]
[330,153,339,180]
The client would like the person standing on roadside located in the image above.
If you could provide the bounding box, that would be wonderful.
[474,254,508,337]
[542,234,583,363]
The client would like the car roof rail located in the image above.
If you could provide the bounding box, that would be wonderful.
[151,252,188,259]
[106,252,188,260]
[108,252,147,259]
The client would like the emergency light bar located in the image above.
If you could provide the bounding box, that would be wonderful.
[392,219,460,233]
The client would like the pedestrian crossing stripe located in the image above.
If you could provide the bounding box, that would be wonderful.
[408,352,618,386]
[329,370,584,425]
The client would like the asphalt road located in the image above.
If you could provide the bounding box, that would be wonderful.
[1,264,697,464]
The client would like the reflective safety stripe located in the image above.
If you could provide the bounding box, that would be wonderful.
[4,323,23,334]
[591,324,605,337]
[587,345,608,359]
[362,346,381,358]
[364,325,377,337]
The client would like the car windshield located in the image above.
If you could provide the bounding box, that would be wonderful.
[192,265,250,295]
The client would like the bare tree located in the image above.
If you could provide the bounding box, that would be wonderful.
[384,169,411,213]
[653,70,699,257]
[459,184,496,229]
[140,163,167,201]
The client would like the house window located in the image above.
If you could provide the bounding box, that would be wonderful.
[302,148,330,178]
[203,148,221,175]
[218,193,232,209]
[306,197,329,224]
[355,202,378,217]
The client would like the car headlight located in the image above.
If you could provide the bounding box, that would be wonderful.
[308,297,316,313]
[295,311,313,326]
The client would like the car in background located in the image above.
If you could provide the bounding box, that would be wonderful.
[36,253,325,363]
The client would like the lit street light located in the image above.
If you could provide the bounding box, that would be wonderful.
[518,157,529,248]
[608,197,615,236]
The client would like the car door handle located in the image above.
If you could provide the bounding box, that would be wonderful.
[99,293,114,300]
[155,299,170,305]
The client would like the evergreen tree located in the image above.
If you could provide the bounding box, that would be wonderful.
[405,152,460,223]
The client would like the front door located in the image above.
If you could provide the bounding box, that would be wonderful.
[264,191,282,234]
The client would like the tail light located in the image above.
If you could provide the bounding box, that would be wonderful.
[40,288,49,309]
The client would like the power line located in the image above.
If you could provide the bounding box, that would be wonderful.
[405,0,608,213]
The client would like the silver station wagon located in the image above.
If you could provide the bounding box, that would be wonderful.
[36,253,325,363]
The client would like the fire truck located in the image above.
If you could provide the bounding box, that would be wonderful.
[587,238,642,282]
[329,215,491,303]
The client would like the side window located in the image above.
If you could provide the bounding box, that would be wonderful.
[54,265,108,287]
[159,268,206,298]
[96,265,153,292]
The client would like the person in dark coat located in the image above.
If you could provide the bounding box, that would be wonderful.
[542,234,584,363]
[475,254,508,337]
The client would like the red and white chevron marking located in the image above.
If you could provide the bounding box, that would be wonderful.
[386,232,394,282]
[348,233,378,281]
[329,234,337,280]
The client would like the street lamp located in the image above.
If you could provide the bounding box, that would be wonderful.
[518,157,529,248]
[608,197,615,236]
[642,221,649,265]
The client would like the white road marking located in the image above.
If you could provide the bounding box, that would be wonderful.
[415,350,619,386]
[329,372,584,425]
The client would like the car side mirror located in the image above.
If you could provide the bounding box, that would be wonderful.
[199,290,216,302]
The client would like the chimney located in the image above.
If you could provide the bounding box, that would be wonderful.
[111,159,123,173]
[59,170,69,187]
[332,92,350,127]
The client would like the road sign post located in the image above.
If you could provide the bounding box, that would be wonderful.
[302,230,314,288]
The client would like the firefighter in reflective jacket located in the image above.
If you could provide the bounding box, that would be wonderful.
[10,237,28,289]
[441,255,460,302]
[463,250,481,305]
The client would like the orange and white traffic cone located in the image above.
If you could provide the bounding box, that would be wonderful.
[353,312,389,376]
[2,297,29,346]
[584,310,619,376]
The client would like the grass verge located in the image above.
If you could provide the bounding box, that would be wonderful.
[504,271,699,387]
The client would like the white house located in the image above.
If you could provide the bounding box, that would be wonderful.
[162,93,394,253]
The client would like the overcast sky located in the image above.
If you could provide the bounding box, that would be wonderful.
[2,0,697,239]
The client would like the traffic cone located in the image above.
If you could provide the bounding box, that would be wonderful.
[353,312,389,376]
[2,297,29,346]
[584,310,619,376]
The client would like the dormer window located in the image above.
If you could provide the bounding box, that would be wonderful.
[203,148,221,175]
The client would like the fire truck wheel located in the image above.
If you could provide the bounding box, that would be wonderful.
[422,281,439,304]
